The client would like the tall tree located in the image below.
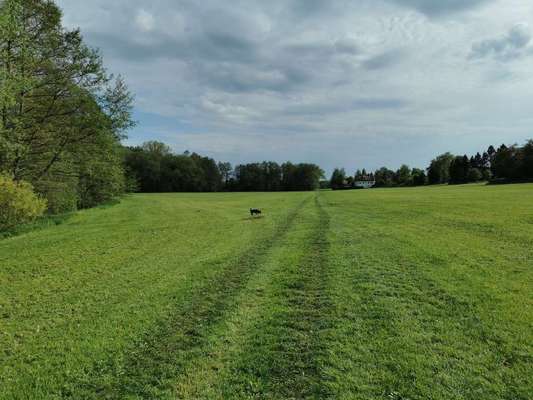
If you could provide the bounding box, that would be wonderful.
[374,167,396,187]
[330,168,346,190]
[218,161,232,188]
[396,164,412,186]
[521,140,533,179]
[411,168,427,186]
[449,155,470,184]
[427,153,454,184]
[0,0,134,210]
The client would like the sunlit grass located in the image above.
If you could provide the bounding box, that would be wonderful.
[1,185,531,399]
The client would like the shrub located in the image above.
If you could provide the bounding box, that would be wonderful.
[467,168,483,182]
[0,175,47,231]
[482,169,493,181]
[35,180,79,214]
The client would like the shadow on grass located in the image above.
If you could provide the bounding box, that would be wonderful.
[0,213,74,240]
[0,198,123,240]
[241,215,266,221]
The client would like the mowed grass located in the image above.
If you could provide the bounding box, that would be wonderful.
[0,184,532,399]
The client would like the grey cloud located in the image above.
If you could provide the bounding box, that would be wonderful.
[283,98,408,116]
[288,0,337,18]
[352,98,408,109]
[470,24,532,61]
[334,39,360,55]
[195,63,310,94]
[386,0,494,16]
[284,39,359,60]
[57,0,533,176]
[87,30,259,64]
[362,50,404,70]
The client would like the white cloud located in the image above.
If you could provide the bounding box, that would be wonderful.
[135,9,155,32]
[56,0,533,174]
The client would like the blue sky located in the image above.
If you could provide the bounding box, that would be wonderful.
[57,0,533,175]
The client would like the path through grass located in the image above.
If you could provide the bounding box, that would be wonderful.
[1,185,532,399]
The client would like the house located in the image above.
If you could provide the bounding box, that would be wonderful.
[354,175,376,189]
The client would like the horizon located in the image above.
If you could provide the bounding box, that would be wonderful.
[57,0,533,176]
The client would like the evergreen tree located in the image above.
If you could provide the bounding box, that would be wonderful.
[330,168,346,190]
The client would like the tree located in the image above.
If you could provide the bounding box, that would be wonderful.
[0,0,134,211]
[374,167,395,187]
[520,140,533,180]
[449,155,470,184]
[142,141,172,158]
[218,162,232,188]
[467,168,483,182]
[472,152,483,169]
[262,161,282,191]
[330,168,346,190]
[396,164,412,186]
[299,163,324,190]
[411,168,427,186]
[492,144,519,180]
[482,168,492,181]
[427,153,454,184]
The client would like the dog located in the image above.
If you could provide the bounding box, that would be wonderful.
[250,208,262,217]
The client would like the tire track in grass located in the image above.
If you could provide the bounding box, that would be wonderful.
[71,196,312,399]
[273,194,333,399]
[203,193,333,399]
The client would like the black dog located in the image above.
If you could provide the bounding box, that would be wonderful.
[250,208,262,217]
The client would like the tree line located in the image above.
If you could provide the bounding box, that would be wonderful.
[2,1,532,230]
[123,141,324,193]
[331,140,533,189]
[1,0,134,215]
[0,0,323,230]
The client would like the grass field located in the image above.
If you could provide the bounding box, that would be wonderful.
[1,184,532,399]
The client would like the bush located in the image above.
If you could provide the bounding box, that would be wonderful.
[78,161,125,209]
[35,180,79,214]
[0,175,47,231]
[467,168,483,182]
[482,169,493,181]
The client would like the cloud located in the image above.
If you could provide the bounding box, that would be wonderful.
[470,24,533,61]
[56,0,533,175]
[386,0,494,16]
[362,50,405,70]
[334,38,360,55]
[283,98,408,116]
[135,9,155,32]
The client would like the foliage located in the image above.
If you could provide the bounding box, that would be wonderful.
[231,161,323,191]
[428,152,454,184]
[124,142,222,193]
[330,168,346,190]
[217,161,232,188]
[467,167,483,182]
[343,139,532,190]
[34,178,79,214]
[0,173,46,230]
[374,167,396,187]
[412,168,427,186]
[0,0,135,214]
[449,155,471,183]
[395,164,413,186]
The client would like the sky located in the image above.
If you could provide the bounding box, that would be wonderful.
[56,0,533,175]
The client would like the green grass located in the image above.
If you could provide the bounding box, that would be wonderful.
[0,185,531,399]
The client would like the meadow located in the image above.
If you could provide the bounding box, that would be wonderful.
[0,184,532,399]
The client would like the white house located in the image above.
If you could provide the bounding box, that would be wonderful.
[354,178,376,189]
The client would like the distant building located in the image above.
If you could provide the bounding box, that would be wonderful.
[354,176,376,189]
